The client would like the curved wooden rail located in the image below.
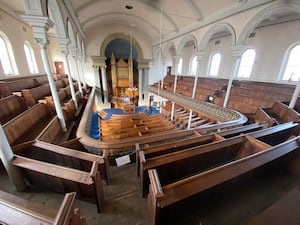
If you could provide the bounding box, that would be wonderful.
[76,87,247,153]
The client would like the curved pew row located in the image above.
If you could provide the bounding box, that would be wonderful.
[147,135,300,225]
[140,122,298,198]
[0,190,87,225]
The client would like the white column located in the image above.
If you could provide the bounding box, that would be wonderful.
[100,65,108,103]
[187,109,193,129]
[78,54,87,89]
[92,64,101,89]
[173,56,181,93]
[71,50,83,97]
[64,53,78,110]
[0,124,26,191]
[223,46,244,108]
[57,38,78,110]
[138,67,143,101]
[40,43,67,131]
[192,53,205,99]
[289,80,300,109]
[171,101,175,121]
[161,57,166,90]
[144,68,149,106]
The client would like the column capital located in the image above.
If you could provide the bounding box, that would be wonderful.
[21,15,53,47]
[232,45,248,60]
[56,38,70,55]
[137,58,151,69]
[174,55,182,62]
[195,51,206,61]
[90,55,107,68]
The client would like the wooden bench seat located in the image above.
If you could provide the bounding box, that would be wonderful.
[0,190,87,225]
[3,103,53,146]
[0,95,28,124]
[11,154,104,213]
[13,140,110,185]
[147,135,300,225]
[140,122,298,198]
[136,123,267,178]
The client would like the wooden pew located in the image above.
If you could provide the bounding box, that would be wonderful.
[0,190,87,225]
[136,123,266,179]
[147,135,300,225]
[22,83,51,106]
[0,95,28,124]
[263,101,300,124]
[36,117,110,184]
[140,122,298,198]
[0,78,38,98]
[11,154,104,213]
[13,139,110,185]
[3,103,53,147]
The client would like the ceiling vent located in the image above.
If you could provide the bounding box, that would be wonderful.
[215,40,221,45]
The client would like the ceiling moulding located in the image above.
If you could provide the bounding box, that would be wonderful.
[153,0,274,46]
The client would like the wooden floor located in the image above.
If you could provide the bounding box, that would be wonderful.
[0,160,299,225]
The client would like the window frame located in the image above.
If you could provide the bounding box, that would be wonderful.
[208,52,221,77]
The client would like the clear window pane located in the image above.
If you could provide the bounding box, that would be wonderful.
[282,45,300,81]
[237,49,256,78]
[209,53,221,76]
[0,36,13,75]
[177,58,183,75]
[24,42,39,74]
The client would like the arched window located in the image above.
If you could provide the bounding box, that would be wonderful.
[0,35,16,75]
[24,41,39,74]
[281,44,300,81]
[208,52,221,76]
[189,56,198,76]
[237,48,256,78]
[177,58,183,75]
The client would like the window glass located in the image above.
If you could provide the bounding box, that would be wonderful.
[237,49,256,78]
[282,45,300,81]
[24,42,39,74]
[208,53,221,76]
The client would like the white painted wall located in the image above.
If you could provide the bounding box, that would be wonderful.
[0,11,45,77]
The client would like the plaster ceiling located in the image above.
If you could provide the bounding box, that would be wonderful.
[1,0,299,43]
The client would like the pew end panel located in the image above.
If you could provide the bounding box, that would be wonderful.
[11,155,104,213]
[147,136,300,225]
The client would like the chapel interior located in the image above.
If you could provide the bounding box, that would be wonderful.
[0,0,300,225]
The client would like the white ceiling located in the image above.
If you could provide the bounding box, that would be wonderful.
[1,0,299,43]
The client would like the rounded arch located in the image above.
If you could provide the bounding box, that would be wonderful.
[162,41,176,58]
[199,22,236,51]
[177,34,198,55]
[67,19,77,49]
[238,2,300,44]
[100,33,143,58]
[48,0,67,38]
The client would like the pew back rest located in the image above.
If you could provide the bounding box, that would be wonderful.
[0,95,28,124]
[37,116,64,144]
[22,83,51,106]
[0,79,38,97]
[3,103,53,146]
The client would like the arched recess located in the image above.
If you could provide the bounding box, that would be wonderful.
[199,22,236,51]
[177,34,198,55]
[48,0,67,39]
[238,2,300,45]
[163,42,176,74]
[67,19,77,49]
[100,33,143,59]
